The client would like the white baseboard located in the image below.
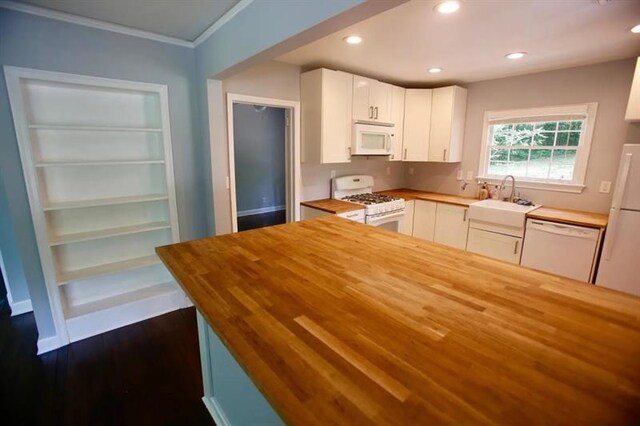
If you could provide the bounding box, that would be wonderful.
[10,298,33,316]
[236,205,285,217]
[37,334,64,354]
[202,396,231,426]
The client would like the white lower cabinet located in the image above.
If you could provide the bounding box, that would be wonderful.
[412,200,437,241]
[398,200,414,235]
[466,228,522,264]
[433,204,469,249]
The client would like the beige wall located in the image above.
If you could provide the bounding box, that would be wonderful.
[406,58,640,213]
[210,61,405,234]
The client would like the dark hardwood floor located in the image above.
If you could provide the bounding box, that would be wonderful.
[237,209,286,232]
[0,307,214,426]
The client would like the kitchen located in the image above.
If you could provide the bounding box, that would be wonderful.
[2,0,640,424]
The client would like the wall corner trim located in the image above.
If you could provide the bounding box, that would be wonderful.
[9,298,33,316]
[193,0,254,47]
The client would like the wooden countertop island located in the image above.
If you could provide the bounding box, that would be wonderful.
[157,217,639,425]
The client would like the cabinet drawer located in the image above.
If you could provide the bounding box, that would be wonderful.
[466,228,522,264]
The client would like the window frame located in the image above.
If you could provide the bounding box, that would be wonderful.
[477,103,598,193]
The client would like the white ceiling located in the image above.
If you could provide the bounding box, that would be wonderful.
[13,0,241,41]
[278,0,640,86]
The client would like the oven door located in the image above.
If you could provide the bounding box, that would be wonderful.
[366,210,405,231]
[352,124,393,156]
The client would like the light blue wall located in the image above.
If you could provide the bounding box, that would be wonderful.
[0,9,205,337]
[233,104,285,213]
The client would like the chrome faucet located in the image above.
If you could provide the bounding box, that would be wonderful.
[498,175,516,203]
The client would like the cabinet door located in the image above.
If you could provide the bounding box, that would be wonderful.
[370,81,393,123]
[429,86,467,162]
[389,86,405,161]
[398,200,414,235]
[352,75,374,122]
[412,200,436,241]
[466,228,522,264]
[322,70,353,163]
[403,89,432,161]
[433,203,469,249]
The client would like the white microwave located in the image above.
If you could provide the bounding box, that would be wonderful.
[352,123,394,156]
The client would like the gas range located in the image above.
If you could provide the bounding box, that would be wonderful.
[332,175,405,223]
[340,193,405,215]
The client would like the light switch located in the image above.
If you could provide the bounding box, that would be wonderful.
[456,170,463,181]
[599,181,611,193]
[409,167,414,175]
[330,170,336,178]
[386,166,391,176]
[466,171,474,180]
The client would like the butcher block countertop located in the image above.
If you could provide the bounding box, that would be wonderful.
[377,188,478,206]
[527,206,609,228]
[300,198,361,214]
[157,217,639,425]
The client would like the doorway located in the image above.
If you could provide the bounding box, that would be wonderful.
[226,94,300,232]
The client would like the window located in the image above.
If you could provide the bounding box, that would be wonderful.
[478,103,598,192]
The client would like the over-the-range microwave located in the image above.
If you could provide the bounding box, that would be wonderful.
[351,123,394,156]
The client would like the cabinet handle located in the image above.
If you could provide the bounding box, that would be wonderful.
[369,106,373,119]
[375,106,379,119]
[463,209,468,222]
[443,149,447,161]
[403,148,407,160]
[513,240,519,254]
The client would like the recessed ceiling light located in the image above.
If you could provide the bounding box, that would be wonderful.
[631,24,640,33]
[505,52,527,60]
[344,35,363,45]
[434,1,460,14]
[428,67,443,73]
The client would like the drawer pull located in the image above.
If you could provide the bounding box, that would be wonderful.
[514,240,519,254]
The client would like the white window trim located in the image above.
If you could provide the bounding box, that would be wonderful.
[477,102,598,193]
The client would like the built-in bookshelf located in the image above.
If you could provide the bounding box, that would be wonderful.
[5,67,187,350]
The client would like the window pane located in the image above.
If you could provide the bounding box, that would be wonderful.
[570,121,583,130]
[491,124,512,146]
[549,149,577,180]
[528,149,552,179]
[558,121,571,131]
[556,132,568,146]
[508,149,530,177]
[490,148,509,161]
[512,124,533,146]
[568,132,580,146]
[535,122,558,131]
[533,131,555,146]
[488,161,508,176]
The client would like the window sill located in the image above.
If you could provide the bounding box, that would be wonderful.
[476,177,586,194]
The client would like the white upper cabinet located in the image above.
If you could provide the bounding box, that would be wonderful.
[389,85,405,161]
[429,86,467,162]
[433,203,469,249]
[301,68,353,164]
[403,89,432,161]
[625,57,640,122]
[352,75,392,124]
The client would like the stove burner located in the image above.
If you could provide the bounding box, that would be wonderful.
[341,193,401,204]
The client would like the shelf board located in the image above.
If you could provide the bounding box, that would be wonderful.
[50,221,171,246]
[43,194,168,211]
[29,124,163,132]
[57,254,162,286]
[64,281,178,319]
[36,160,165,167]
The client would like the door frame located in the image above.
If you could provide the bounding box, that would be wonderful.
[226,93,301,233]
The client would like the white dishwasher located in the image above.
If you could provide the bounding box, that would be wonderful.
[520,219,602,282]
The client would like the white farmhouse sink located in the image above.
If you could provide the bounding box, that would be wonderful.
[468,199,541,229]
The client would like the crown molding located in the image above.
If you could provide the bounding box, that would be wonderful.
[0,0,194,47]
[193,0,253,47]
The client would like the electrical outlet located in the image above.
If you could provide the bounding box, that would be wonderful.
[386,166,391,176]
[262,196,267,204]
[456,170,463,181]
[409,167,414,176]
[466,171,474,180]
[330,170,336,178]
[599,180,611,194]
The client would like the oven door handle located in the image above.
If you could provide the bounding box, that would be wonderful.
[367,210,405,226]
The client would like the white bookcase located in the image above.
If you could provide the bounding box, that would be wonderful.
[5,67,188,350]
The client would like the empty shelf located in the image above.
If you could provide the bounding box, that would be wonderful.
[56,255,162,285]
[43,194,168,211]
[50,222,171,246]
[29,124,163,132]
